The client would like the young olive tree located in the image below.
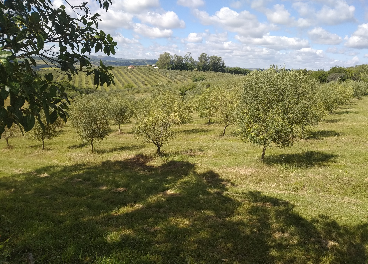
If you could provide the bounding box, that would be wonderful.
[215,85,240,136]
[107,91,134,133]
[238,67,324,160]
[28,111,64,150]
[1,123,21,148]
[69,94,111,153]
[196,84,219,124]
[134,88,192,154]
[317,81,354,113]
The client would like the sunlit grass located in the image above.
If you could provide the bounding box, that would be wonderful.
[1,97,368,263]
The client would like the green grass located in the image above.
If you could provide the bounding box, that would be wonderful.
[1,97,368,263]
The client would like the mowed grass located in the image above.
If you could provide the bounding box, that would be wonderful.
[1,97,368,263]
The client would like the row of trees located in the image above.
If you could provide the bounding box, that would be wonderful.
[310,65,368,83]
[5,67,366,159]
[156,52,226,72]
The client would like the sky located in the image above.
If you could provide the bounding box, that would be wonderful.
[53,0,368,70]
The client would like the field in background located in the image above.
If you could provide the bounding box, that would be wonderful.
[41,66,237,92]
[1,79,368,263]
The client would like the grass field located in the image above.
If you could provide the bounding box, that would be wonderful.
[1,94,368,263]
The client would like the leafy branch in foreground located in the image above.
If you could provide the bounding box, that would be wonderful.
[0,0,116,136]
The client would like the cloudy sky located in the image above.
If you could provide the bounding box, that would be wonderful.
[56,0,368,69]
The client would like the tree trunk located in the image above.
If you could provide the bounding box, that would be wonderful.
[261,145,267,161]
[42,139,45,150]
[5,137,9,147]
[221,124,229,136]
[118,124,121,134]
[91,139,94,153]
[156,144,161,155]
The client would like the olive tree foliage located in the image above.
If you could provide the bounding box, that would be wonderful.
[1,123,21,148]
[211,80,242,136]
[69,94,111,153]
[195,80,241,133]
[0,0,116,136]
[237,67,324,160]
[107,91,134,133]
[134,88,192,154]
[195,83,218,124]
[317,81,354,113]
[28,110,64,150]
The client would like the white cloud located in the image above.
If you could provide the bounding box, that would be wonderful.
[137,11,185,29]
[206,32,228,42]
[296,18,313,28]
[346,56,359,66]
[133,24,173,38]
[114,34,139,44]
[99,10,134,33]
[316,1,355,25]
[230,1,243,9]
[186,33,203,43]
[265,4,294,25]
[308,27,342,45]
[345,24,368,49]
[251,0,272,11]
[292,0,356,27]
[114,0,160,13]
[177,0,204,8]
[193,7,273,37]
[236,34,309,50]
[326,47,346,54]
[292,2,314,17]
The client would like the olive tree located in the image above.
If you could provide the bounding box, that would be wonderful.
[212,82,242,136]
[107,92,134,133]
[28,111,64,150]
[69,94,111,153]
[1,123,21,148]
[237,67,324,160]
[134,88,192,154]
[196,84,219,124]
[317,81,354,113]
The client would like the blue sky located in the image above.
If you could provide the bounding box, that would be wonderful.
[55,0,368,69]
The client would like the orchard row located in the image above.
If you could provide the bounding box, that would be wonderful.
[5,67,368,159]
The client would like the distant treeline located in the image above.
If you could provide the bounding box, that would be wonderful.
[309,65,368,83]
[156,52,251,75]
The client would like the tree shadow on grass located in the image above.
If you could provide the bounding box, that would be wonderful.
[67,142,89,149]
[178,128,211,135]
[306,130,340,140]
[324,118,341,123]
[264,151,337,168]
[0,155,366,263]
[95,144,144,154]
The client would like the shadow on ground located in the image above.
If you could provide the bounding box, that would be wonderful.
[0,154,366,263]
[264,151,337,168]
[306,130,341,140]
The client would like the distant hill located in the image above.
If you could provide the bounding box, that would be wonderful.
[88,55,158,67]
[32,55,158,69]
